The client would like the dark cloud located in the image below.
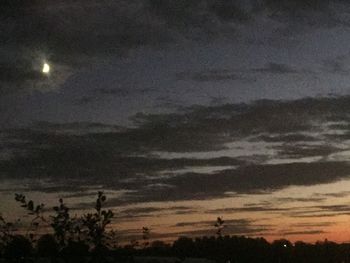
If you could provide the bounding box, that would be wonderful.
[322,54,350,75]
[0,64,44,84]
[114,206,196,220]
[4,98,350,139]
[284,204,350,218]
[209,1,251,22]
[110,207,165,220]
[0,68,40,95]
[31,121,123,134]
[176,63,306,84]
[3,0,350,96]
[94,88,131,97]
[251,63,300,74]
[128,161,350,203]
[207,206,290,214]
[254,134,318,143]
[170,219,271,237]
[120,207,164,214]
[176,69,254,82]
[0,53,69,95]
[275,144,339,158]
[313,205,350,212]
[280,230,326,236]
[128,96,350,153]
[147,0,207,28]
[290,213,350,218]
[262,0,346,31]
[275,197,326,203]
[4,1,350,241]
[74,87,158,105]
[313,191,350,198]
[291,222,334,227]
[72,202,197,219]
[147,0,251,36]
[264,0,329,12]
[0,123,244,179]
[174,219,250,228]
[75,96,103,106]
[0,0,167,95]
[3,97,350,203]
[61,191,104,199]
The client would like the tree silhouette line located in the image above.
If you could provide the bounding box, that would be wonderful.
[1,192,116,262]
[1,193,350,263]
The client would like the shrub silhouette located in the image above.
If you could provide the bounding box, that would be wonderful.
[12,191,116,256]
[3,235,33,262]
[4,191,350,263]
[36,234,59,258]
[173,236,195,260]
[0,215,18,251]
[51,198,74,247]
[60,240,89,262]
[214,217,224,237]
[142,227,150,248]
[82,191,114,249]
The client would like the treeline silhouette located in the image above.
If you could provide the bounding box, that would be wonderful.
[1,192,350,263]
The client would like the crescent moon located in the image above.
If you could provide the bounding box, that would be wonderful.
[42,63,50,74]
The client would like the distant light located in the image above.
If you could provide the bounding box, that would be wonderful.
[283,244,287,248]
[42,63,50,74]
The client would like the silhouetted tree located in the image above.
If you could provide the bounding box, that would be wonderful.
[6,191,350,263]
[0,214,18,251]
[51,198,74,247]
[14,193,45,243]
[82,191,114,249]
[214,217,224,237]
[142,227,150,248]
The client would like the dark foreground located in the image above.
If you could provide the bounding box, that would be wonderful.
[2,193,349,262]
[2,235,350,263]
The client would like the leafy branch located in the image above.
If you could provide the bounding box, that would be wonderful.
[82,191,114,249]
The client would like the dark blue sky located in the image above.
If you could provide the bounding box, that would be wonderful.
[3,0,350,242]
[3,0,350,127]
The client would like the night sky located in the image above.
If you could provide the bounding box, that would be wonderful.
[3,0,350,243]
